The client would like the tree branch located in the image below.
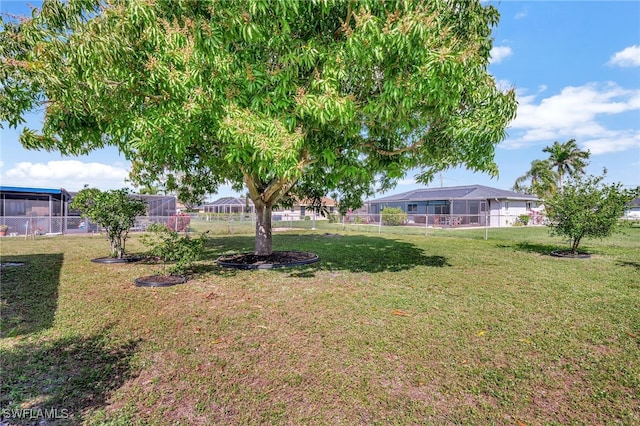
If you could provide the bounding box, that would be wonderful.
[363,139,425,157]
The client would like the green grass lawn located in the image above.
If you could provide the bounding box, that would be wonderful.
[1,226,639,425]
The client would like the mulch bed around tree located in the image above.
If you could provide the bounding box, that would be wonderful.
[217,251,319,270]
[91,256,142,264]
[550,250,591,259]
[134,274,187,287]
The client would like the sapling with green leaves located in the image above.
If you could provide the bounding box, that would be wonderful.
[70,188,147,259]
[544,173,640,255]
[381,207,407,226]
[141,223,205,275]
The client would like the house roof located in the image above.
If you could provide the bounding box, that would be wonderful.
[204,196,337,207]
[204,197,253,207]
[369,185,539,203]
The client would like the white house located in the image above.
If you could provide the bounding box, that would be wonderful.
[366,185,541,227]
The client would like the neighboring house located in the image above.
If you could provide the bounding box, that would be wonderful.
[625,198,640,219]
[366,185,540,227]
[0,186,73,234]
[0,186,176,235]
[202,197,254,214]
[131,194,177,217]
[202,196,338,220]
[272,197,337,221]
[67,192,177,218]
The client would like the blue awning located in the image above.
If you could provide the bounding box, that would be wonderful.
[0,186,64,195]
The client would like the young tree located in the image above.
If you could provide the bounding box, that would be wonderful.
[1,0,517,255]
[544,174,640,255]
[543,139,590,189]
[71,188,147,259]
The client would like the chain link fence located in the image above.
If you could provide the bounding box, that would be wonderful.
[0,211,547,239]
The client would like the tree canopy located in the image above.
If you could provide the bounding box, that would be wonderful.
[513,139,590,198]
[1,0,517,255]
[512,158,558,198]
[542,139,590,189]
[71,187,147,258]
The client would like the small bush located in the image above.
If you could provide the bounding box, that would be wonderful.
[381,207,407,226]
[142,223,205,274]
[514,214,530,226]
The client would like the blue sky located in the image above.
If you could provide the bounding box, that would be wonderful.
[1,1,639,200]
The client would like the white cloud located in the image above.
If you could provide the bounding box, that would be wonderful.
[503,82,640,155]
[607,45,640,67]
[490,46,513,64]
[582,131,640,155]
[397,178,417,186]
[515,11,528,20]
[3,160,130,191]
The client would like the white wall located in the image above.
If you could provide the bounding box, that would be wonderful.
[489,200,534,227]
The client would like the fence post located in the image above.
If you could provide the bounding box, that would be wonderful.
[378,213,382,234]
[485,212,489,240]
[425,214,428,236]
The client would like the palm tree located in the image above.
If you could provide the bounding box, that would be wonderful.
[513,159,559,197]
[542,139,590,188]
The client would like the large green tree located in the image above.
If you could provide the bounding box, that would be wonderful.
[1,0,517,255]
[543,139,590,189]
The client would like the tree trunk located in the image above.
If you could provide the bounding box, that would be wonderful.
[255,202,273,256]
[571,236,581,255]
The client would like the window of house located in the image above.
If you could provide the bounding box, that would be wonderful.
[407,203,417,213]
[504,201,510,212]
[434,204,450,215]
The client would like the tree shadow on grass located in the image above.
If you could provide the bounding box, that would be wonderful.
[0,327,141,425]
[617,260,640,271]
[0,253,63,338]
[502,242,565,256]
[204,233,451,274]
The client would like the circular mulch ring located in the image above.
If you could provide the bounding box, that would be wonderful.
[134,274,186,287]
[217,251,319,270]
[91,256,143,264]
[550,250,591,259]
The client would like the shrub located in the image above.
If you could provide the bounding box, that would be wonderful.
[514,214,530,226]
[381,207,407,226]
[142,223,205,274]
